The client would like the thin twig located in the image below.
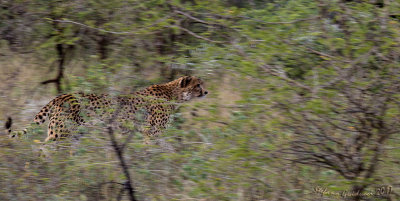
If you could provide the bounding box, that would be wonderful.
[304,46,348,61]
[47,15,172,35]
[240,15,319,25]
[174,10,214,25]
[49,19,136,35]
[168,25,226,43]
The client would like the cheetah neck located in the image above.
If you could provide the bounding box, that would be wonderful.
[135,81,181,102]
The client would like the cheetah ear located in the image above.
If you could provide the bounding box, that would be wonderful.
[179,76,192,88]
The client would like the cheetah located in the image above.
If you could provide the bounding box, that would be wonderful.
[5,76,208,142]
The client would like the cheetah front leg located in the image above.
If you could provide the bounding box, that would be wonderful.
[144,109,175,152]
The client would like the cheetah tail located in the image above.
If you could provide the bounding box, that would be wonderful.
[4,117,12,134]
[4,117,27,138]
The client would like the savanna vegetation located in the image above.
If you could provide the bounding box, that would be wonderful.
[1,0,400,200]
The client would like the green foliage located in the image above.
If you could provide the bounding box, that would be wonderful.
[1,0,400,200]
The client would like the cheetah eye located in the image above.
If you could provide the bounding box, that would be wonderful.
[196,84,201,88]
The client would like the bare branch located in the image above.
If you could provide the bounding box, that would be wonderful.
[174,10,214,25]
[47,15,172,35]
[41,42,66,93]
[107,126,137,201]
[304,46,350,62]
[105,105,138,201]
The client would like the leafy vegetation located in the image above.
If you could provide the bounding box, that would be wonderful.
[1,0,399,200]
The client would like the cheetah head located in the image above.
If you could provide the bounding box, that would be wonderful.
[177,76,208,102]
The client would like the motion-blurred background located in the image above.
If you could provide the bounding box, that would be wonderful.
[0,0,399,200]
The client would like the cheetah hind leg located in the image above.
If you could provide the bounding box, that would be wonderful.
[45,116,79,142]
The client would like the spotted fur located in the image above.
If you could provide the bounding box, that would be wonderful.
[6,76,207,142]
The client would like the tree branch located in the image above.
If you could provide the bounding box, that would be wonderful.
[47,15,172,35]
[174,10,214,25]
[41,43,65,93]
[105,104,139,201]
[107,126,137,201]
